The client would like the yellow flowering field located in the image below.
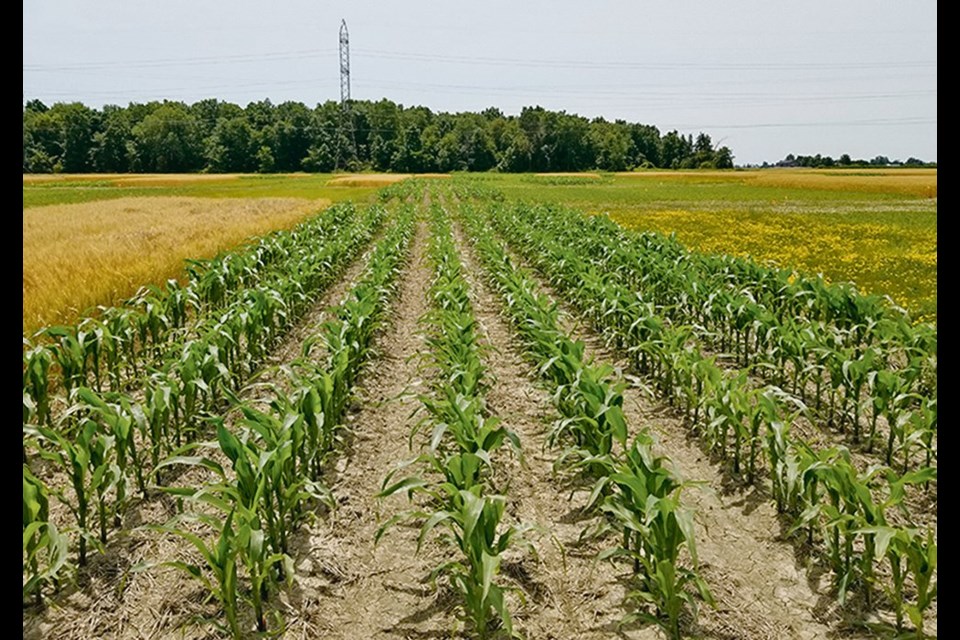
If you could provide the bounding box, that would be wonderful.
[495,170,937,323]
[607,204,937,322]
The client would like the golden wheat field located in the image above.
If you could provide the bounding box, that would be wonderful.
[21,173,246,186]
[325,173,451,187]
[22,196,326,333]
[325,174,411,187]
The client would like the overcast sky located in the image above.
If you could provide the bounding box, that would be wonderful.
[23,1,937,165]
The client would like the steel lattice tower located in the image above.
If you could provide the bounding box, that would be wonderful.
[335,19,357,170]
[339,19,351,105]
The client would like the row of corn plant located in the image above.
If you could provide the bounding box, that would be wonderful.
[22,203,389,605]
[455,181,933,364]
[454,184,936,471]
[42,200,382,444]
[488,198,937,477]
[471,194,936,636]
[484,199,783,483]
[22,201,372,422]
[455,198,711,639]
[483,199,936,474]
[26,201,382,488]
[767,430,936,635]
[378,204,527,638]
[377,177,429,202]
[147,206,417,636]
[594,202,932,458]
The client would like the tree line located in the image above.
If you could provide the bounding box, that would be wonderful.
[761,153,936,169]
[22,98,735,174]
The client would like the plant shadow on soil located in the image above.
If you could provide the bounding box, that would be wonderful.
[616,379,931,638]
[768,491,920,640]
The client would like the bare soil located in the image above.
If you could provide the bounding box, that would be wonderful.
[281,218,461,638]
[452,217,662,639]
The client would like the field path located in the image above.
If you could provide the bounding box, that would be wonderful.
[451,216,659,639]
[283,217,460,639]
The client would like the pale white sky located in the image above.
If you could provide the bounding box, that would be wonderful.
[23,0,937,165]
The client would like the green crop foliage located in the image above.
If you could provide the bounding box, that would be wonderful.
[23,201,385,427]
[473,171,936,321]
[21,199,399,625]
[452,180,935,635]
[145,206,414,636]
[478,198,936,472]
[583,435,713,639]
[30,417,117,566]
[20,176,937,638]
[22,465,69,606]
[424,489,526,639]
[152,509,248,638]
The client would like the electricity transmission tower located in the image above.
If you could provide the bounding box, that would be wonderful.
[335,19,357,171]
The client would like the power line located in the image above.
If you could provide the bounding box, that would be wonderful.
[23,48,336,71]
[28,79,935,107]
[353,48,936,72]
[353,79,934,102]
[33,78,334,99]
[24,46,935,73]
[661,117,937,130]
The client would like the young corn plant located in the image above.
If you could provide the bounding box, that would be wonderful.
[587,435,713,640]
[232,395,332,558]
[31,415,119,566]
[459,181,935,625]
[858,523,936,638]
[280,347,345,481]
[146,210,412,634]
[23,201,385,436]
[23,338,53,427]
[378,486,528,639]
[152,509,244,638]
[484,198,935,461]
[437,490,528,639]
[42,326,87,395]
[155,422,294,635]
[73,387,148,508]
[420,389,518,467]
[23,465,69,606]
[377,201,529,637]
[458,199,714,635]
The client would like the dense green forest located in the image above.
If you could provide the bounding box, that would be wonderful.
[22,98,735,173]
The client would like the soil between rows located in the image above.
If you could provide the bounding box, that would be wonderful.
[281,217,461,638]
[451,215,659,639]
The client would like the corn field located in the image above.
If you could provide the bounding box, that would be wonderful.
[24,178,936,639]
